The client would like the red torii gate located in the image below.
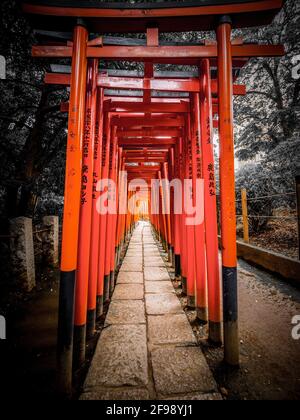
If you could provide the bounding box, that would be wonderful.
[22,0,285,396]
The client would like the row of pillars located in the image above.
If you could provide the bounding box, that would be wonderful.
[56,16,239,397]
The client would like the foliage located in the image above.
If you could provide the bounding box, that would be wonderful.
[232,0,300,233]
[234,0,300,160]
[0,0,68,222]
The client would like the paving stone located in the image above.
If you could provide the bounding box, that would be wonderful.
[148,314,196,345]
[144,253,161,260]
[144,257,165,267]
[144,267,170,281]
[151,346,218,397]
[120,263,143,272]
[117,272,144,284]
[84,325,148,388]
[106,300,146,325]
[126,250,143,256]
[81,388,150,401]
[145,281,175,294]
[112,284,144,300]
[145,293,182,315]
[123,256,143,264]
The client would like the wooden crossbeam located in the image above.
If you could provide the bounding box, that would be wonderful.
[126,166,161,172]
[125,158,167,163]
[116,129,182,138]
[105,102,190,113]
[23,1,283,33]
[45,73,246,95]
[33,44,285,62]
[118,138,176,146]
[111,116,185,128]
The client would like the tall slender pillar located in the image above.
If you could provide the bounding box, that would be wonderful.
[74,59,98,363]
[98,114,111,305]
[191,92,208,323]
[57,23,88,396]
[217,16,239,366]
[91,89,104,319]
[199,59,222,345]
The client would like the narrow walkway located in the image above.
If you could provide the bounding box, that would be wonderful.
[81,222,221,400]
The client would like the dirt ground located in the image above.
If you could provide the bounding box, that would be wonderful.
[237,210,299,260]
[173,259,300,400]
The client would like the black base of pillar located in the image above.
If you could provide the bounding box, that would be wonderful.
[56,270,76,397]
[187,295,195,309]
[73,324,86,368]
[96,295,104,319]
[181,276,187,295]
[208,321,223,347]
[86,309,96,340]
[104,274,110,303]
[168,245,173,263]
[175,254,181,278]
[110,271,115,296]
[223,266,239,366]
[196,307,208,324]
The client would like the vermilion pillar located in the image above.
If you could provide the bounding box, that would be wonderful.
[217,16,239,365]
[162,162,172,262]
[109,130,118,295]
[104,128,118,299]
[179,136,187,295]
[57,23,87,396]
[185,115,196,308]
[98,114,111,306]
[169,147,176,268]
[86,82,103,339]
[191,92,208,323]
[91,89,104,318]
[199,59,222,345]
[74,59,98,364]
[174,140,181,278]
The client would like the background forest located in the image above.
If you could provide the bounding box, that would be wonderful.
[0,0,299,260]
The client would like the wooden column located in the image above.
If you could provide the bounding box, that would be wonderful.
[217,16,239,366]
[57,23,88,396]
[74,58,98,363]
[199,58,222,345]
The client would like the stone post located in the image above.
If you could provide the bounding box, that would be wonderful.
[43,216,59,268]
[9,217,35,292]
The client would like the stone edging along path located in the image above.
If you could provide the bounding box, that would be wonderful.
[80,222,221,400]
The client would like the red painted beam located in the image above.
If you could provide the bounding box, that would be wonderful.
[33,44,284,61]
[23,1,283,33]
[116,129,182,138]
[125,158,167,163]
[45,73,246,95]
[118,138,176,147]
[111,116,185,128]
[121,138,175,145]
[108,97,189,103]
[123,152,167,158]
[126,166,161,172]
[105,102,190,113]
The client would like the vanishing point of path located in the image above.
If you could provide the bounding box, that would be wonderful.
[80,222,221,400]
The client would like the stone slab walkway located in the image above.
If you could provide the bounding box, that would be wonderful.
[81,222,221,400]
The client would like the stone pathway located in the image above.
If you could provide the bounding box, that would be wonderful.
[81,222,221,400]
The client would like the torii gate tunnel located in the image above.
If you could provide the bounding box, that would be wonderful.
[22,0,285,396]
